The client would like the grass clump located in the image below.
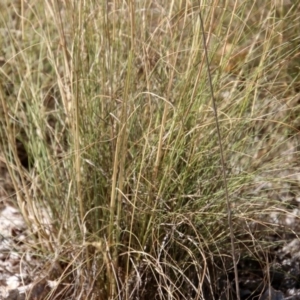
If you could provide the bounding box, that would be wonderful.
[0,0,300,299]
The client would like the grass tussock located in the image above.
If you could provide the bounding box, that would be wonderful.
[0,0,300,299]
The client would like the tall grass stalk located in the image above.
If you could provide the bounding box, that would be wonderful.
[198,5,240,299]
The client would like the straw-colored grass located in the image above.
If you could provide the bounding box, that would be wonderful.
[0,0,299,299]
